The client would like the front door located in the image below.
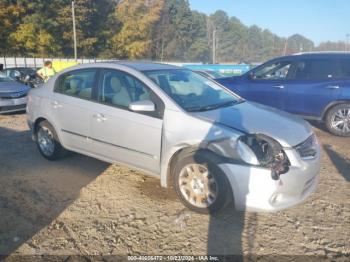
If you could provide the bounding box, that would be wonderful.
[245,60,294,111]
[90,69,163,174]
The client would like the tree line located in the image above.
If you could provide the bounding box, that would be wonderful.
[0,0,347,63]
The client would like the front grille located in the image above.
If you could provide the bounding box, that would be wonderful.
[0,104,26,112]
[301,176,317,197]
[0,90,28,99]
[295,134,318,160]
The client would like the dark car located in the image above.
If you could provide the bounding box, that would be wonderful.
[216,52,350,136]
[1,67,43,88]
[0,72,30,113]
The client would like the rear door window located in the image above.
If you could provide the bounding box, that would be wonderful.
[294,59,341,80]
[339,59,350,78]
[55,69,97,100]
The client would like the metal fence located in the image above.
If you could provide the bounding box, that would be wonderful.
[0,57,252,76]
[0,57,108,69]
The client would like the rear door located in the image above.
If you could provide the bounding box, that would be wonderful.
[244,59,294,110]
[52,68,98,152]
[284,58,342,118]
[90,69,164,174]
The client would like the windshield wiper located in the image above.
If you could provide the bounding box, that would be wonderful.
[187,100,242,112]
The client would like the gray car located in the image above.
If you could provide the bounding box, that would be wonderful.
[0,72,30,113]
[26,62,320,214]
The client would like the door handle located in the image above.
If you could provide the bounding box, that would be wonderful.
[93,113,107,122]
[273,85,285,89]
[326,85,340,89]
[52,101,62,109]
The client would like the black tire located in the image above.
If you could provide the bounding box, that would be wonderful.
[172,150,233,214]
[35,120,67,160]
[325,103,350,137]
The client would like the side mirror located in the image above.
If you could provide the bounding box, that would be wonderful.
[129,100,155,112]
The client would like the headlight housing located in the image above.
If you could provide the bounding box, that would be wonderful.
[295,134,318,160]
[236,134,290,180]
[236,139,260,165]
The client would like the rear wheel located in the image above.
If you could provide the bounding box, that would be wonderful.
[325,103,350,137]
[35,120,67,160]
[173,150,233,214]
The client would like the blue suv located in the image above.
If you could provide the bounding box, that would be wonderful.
[216,52,350,136]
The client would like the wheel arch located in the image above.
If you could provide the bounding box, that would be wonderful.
[33,117,47,135]
[32,116,63,145]
[164,146,226,189]
[322,100,350,120]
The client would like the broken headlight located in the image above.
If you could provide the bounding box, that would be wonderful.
[295,134,318,160]
[237,134,290,180]
[236,139,260,165]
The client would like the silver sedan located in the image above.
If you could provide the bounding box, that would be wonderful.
[26,62,320,214]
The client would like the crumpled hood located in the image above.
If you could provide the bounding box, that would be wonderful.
[192,101,313,147]
[0,81,30,93]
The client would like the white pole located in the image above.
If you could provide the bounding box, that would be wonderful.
[283,39,288,55]
[72,1,77,61]
[212,28,216,64]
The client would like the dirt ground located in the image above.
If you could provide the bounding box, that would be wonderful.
[0,113,349,261]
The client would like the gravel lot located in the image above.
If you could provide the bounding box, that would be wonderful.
[0,113,349,260]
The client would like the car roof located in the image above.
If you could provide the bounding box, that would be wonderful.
[274,52,350,61]
[108,61,180,71]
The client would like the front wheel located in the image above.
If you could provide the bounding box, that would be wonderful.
[325,104,350,137]
[35,120,67,160]
[173,150,233,214]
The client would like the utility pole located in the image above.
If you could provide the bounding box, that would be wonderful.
[283,38,288,55]
[212,28,216,64]
[72,1,77,61]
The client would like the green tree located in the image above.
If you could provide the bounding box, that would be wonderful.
[0,2,24,54]
[9,23,57,56]
[110,0,163,59]
[57,0,117,57]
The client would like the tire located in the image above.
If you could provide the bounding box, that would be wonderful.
[172,150,233,214]
[35,120,67,160]
[325,103,350,137]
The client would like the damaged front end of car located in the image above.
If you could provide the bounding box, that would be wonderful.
[236,134,290,180]
[207,133,291,181]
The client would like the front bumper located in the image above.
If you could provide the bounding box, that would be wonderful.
[219,147,321,212]
[0,97,27,113]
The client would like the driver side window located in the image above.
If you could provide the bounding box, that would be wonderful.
[98,69,152,108]
[254,61,293,80]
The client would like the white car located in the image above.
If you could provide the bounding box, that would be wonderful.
[26,62,320,214]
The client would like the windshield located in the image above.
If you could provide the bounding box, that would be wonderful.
[0,72,14,83]
[143,69,242,112]
[18,68,37,76]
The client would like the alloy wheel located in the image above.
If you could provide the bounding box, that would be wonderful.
[178,164,218,208]
[37,126,55,156]
[331,108,350,133]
